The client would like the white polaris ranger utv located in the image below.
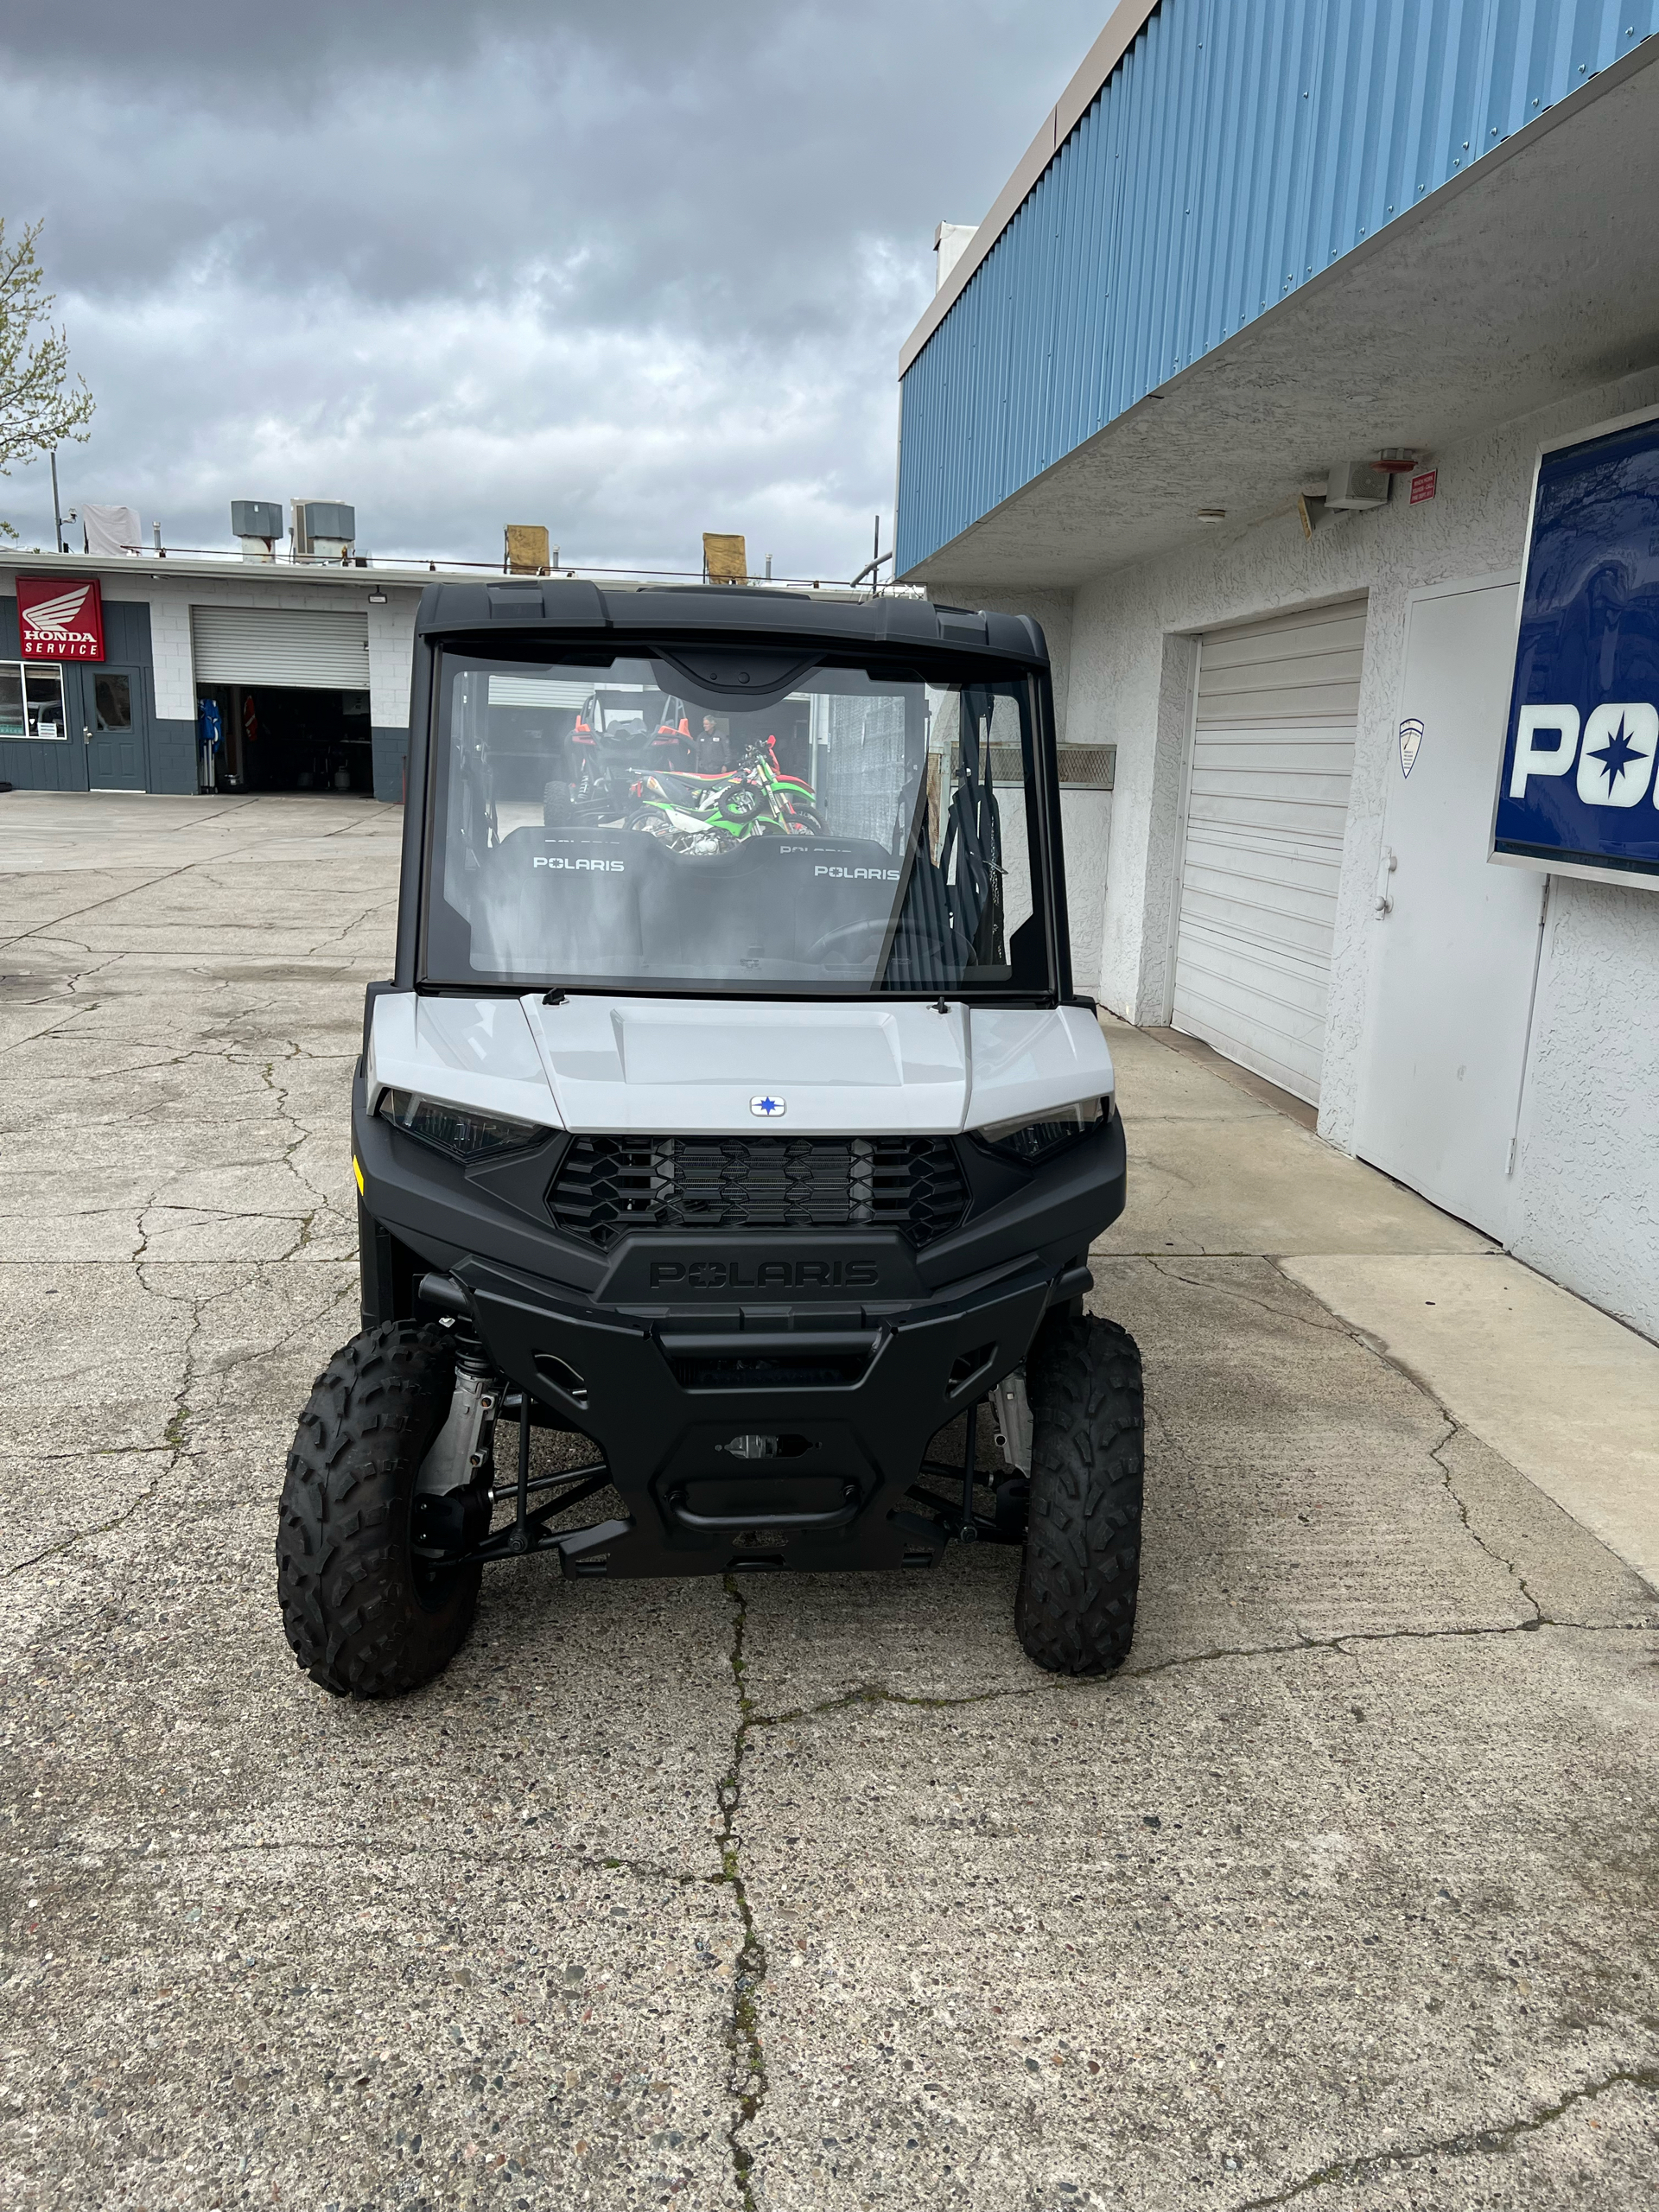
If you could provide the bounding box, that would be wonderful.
[277,580,1141,1697]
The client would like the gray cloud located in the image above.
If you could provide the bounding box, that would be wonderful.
[1,1,1104,575]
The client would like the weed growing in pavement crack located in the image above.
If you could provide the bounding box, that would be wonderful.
[714,1575,769,2210]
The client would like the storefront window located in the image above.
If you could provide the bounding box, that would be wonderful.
[0,662,67,738]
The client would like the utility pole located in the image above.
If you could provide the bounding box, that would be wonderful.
[50,450,63,552]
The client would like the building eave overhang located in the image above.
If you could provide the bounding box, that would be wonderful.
[903,37,1659,594]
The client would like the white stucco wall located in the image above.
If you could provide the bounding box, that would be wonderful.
[944,364,1659,1336]
[1514,874,1659,1336]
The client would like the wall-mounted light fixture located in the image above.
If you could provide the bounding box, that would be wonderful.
[1325,458,1390,510]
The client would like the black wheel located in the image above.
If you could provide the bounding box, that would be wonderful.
[1014,1313,1143,1675]
[276,1321,482,1698]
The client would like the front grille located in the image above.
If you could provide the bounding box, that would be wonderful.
[548,1135,968,1250]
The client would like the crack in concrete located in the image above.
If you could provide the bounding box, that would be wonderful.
[753,1679,1048,1730]
[5,1279,209,1577]
[731,1607,1647,1738]
[1128,1613,1637,1681]
[4,1478,169,1575]
[1145,1256,1351,1331]
[0,868,196,959]
[1233,2061,1659,2209]
[1427,1414,1548,1623]
[716,1577,769,2211]
[1259,1257,1640,1622]
[0,1000,102,1059]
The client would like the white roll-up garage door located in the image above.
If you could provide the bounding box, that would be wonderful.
[191,605,370,689]
[1171,596,1365,1105]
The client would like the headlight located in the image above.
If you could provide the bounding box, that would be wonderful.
[376,1088,545,1161]
[972,1096,1106,1165]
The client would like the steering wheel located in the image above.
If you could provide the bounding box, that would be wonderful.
[805,918,896,963]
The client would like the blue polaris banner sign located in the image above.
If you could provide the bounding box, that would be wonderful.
[1494,411,1659,884]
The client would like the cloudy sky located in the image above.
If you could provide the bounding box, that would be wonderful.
[0,1,1103,581]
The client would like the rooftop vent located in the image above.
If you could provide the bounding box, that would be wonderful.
[292,499,356,562]
[232,499,282,563]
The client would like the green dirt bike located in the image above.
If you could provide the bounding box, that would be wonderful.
[626,736,823,854]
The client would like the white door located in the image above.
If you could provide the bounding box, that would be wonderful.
[1354,580,1544,1243]
[1172,597,1364,1103]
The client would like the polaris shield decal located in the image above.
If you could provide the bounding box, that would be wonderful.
[1494,414,1659,879]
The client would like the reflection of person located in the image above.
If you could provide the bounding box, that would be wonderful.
[693,714,730,772]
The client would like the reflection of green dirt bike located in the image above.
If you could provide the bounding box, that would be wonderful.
[742,735,822,829]
[627,739,823,853]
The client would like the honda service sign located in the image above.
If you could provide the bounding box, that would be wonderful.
[16,575,105,661]
[1494,412,1659,885]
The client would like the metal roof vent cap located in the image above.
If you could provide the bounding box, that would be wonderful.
[292,499,357,562]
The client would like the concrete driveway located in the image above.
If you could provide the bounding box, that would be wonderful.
[2,791,1656,2212]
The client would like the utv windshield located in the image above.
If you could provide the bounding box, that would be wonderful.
[421,649,1055,997]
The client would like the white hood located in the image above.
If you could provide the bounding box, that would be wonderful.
[368,992,1113,1137]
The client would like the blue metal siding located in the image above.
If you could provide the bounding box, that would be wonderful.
[897,0,1658,570]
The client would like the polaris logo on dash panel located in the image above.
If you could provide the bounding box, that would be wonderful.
[533,855,626,872]
[16,576,105,661]
[1510,703,1659,808]
[814,865,900,881]
[648,1257,880,1290]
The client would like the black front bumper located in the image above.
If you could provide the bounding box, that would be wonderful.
[353,1072,1126,1576]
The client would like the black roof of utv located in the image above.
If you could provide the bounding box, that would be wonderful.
[412,578,1049,668]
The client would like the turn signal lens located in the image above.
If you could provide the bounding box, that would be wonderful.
[973,1096,1105,1165]
[377,1088,543,1161]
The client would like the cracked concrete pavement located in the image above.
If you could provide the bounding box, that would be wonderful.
[1,790,1656,2211]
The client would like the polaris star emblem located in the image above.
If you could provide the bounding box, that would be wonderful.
[750,1093,786,1118]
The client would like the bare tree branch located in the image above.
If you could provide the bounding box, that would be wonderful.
[0,217,96,539]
